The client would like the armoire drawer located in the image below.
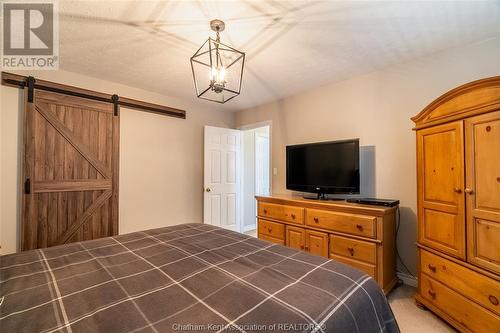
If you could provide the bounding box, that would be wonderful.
[420,249,500,315]
[420,274,500,333]
[258,202,304,224]
[330,254,376,279]
[258,219,285,240]
[330,235,376,264]
[306,209,376,238]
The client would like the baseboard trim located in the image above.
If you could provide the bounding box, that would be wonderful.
[397,272,418,287]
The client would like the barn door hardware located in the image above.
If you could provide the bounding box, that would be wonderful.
[24,178,31,194]
[111,94,119,116]
[2,72,186,119]
[26,76,35,103]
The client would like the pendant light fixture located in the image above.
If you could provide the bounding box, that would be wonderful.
[190,19,245,103]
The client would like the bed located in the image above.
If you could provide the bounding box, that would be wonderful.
[0,223,399,332]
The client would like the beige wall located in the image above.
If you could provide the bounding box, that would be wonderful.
[0,70,235,254]
[235,37,500,275]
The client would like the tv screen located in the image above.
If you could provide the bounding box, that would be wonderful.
[286,139,360,194]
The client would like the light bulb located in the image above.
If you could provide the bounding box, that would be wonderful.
[209,66,226,93]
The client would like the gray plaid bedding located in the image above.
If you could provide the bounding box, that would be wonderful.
[0,223,399,333]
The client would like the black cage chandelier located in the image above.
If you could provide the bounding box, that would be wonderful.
[190,19,245,103]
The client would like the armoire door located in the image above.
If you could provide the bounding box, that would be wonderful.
[465,111,500,274]
[305,230,329,258]
[286,225,305,251]
[22,89,119,251]
[417,121,466,259]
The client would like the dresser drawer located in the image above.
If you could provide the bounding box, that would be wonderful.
[420,274,500,333]
[258,202,304,224]
[330,254,376,279]
[330,235,376,264]
[306,209,376,238]
[420,249,500,316]
[258,233,285,245]
[258,219,285,240]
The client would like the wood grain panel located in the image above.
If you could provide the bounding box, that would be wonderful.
[417,121,465,259]
[419,274,500,333]
[466,111,500,275]
[330,235,376,264]
[305,229,329,258]
[420,249,500,316]
[286,225,305,251]
[306,208,376,238]
[21,89,119,251]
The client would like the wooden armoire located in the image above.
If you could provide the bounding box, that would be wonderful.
[412,77,500,333]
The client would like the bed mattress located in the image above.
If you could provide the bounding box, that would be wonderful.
[0,223,399,332]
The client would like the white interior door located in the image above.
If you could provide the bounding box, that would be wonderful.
[204,126,241,231]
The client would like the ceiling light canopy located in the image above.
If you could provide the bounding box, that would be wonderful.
[190,19,245,104]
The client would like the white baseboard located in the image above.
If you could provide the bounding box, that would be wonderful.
[397,272,418,287]
[243,225,256,233]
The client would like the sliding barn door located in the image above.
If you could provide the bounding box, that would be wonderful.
[22,89,119,251]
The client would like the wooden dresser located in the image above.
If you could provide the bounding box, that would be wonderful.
[412,77,500,333]
[256,195,398,294]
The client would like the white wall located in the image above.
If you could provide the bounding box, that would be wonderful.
[0,70,235,254]
[235,37,500,275]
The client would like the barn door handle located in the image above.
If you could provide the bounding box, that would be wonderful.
[24,178,31,194]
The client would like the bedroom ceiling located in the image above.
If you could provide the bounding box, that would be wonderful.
[58,0,500,111]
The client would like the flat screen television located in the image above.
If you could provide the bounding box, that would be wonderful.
[286,139,360,197]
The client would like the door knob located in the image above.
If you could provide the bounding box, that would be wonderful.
[464,188,474,194]
[205,188,211,192]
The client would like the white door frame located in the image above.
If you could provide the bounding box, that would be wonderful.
[237,120,273,195]
[238,121,272,233]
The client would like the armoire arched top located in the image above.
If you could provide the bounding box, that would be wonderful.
[412,76,500,129]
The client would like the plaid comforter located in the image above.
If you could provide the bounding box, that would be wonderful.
[1,223,399,333]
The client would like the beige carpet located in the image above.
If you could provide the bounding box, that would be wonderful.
[388,284,457,332]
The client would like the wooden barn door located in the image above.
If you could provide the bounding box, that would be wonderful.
[22,88,119,251]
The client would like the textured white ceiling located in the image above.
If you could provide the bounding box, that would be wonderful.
[58,1,500,111]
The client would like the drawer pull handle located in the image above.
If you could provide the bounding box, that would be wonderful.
[356,224,363,231]
[291,214,296,219]
[428,289,436,299]
[428,264,437,272]
[267,227,272,233]
[453,187,462,194]
[313,217,319,223]
[304,246,309,251]
[300,245,304,250]
[347,247,355,256]
[489,295,499,306]
[263,209,268,214]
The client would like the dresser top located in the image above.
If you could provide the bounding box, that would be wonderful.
[256,195,398,216]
